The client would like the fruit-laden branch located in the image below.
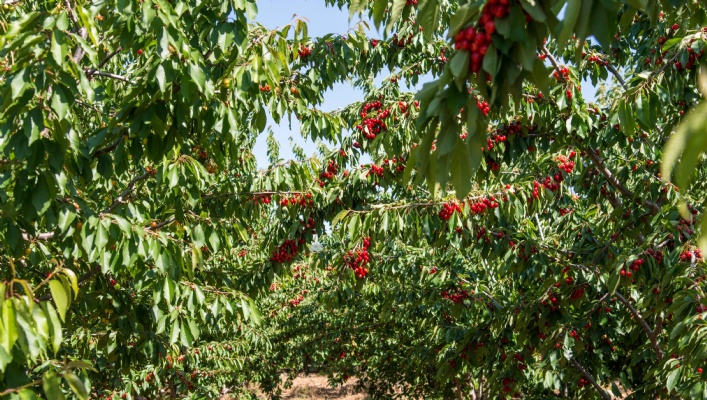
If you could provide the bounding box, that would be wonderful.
[585,148,661,214]
[614,291,665,360]
[541,45,566,84]
[146,216,176,231]
[570,359,611,400]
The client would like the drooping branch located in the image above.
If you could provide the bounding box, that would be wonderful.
[615,291,665,360]
[586,148,661,214]
[570,358,611,400]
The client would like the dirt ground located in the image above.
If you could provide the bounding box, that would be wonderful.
[266,374,367,400]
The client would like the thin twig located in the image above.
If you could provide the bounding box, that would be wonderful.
[101,172,152,215]
[0,380,43,396]
[92,138,122,159]
[92,71,136,85]
[146,216,176,231]
[615,291,664,360]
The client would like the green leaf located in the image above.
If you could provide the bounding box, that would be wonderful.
[11,68,31,100]
[43,372,65,400]
[156,64,167,93]
[170,318,181,344]
[558,0,581,47]
[64,373,89,400]
[622,0,647,10]
[32,175,52,215]
[666,368,680,392]
[42,303,62,354]
[387,0,407,33]
[189,63,206,92]
[449,51,470,80]
[51,30,68,65]
[418,0,440,40]
[51,85,70,121]
[49,280,69,322]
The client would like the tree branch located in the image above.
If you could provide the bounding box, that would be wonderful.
[542,45,566,84]
[146,216,176,231]
[92,138,122,159]
[101,172,152,215]
[64,0,88,63]
[570,358,611,400]
[21,231,56,241]
[586,148,661,214]
[92,71,136,85]
[615,291,665,360]
[87,46,123,77]
[603,60,627,90]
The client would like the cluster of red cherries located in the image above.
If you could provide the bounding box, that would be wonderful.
[453,0,511,73]
[357,101,391,140]
[344,237,372,279]
[619,259,642,278]
[552,66,570,81]
[252,194,272,204]
[469,196,500,215]
[406,0,417,5]
[298,46,312,58]
[366,164,385,177]
[569,286,585,300]
[439,201,463,221]
[557,153,576,173]
[477,99,491,117]
[280,193,314,208]
[317,160,339,187]
[680,248,703,262]
[392,33,414,48]
[577,377,591,389]
[259,83,271,92]
[646,247,664,264]
[270,238,305,263]
[288,293,305,307]
[382,157,406,173]
[584,53,607,65]
[441,287,470,304]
